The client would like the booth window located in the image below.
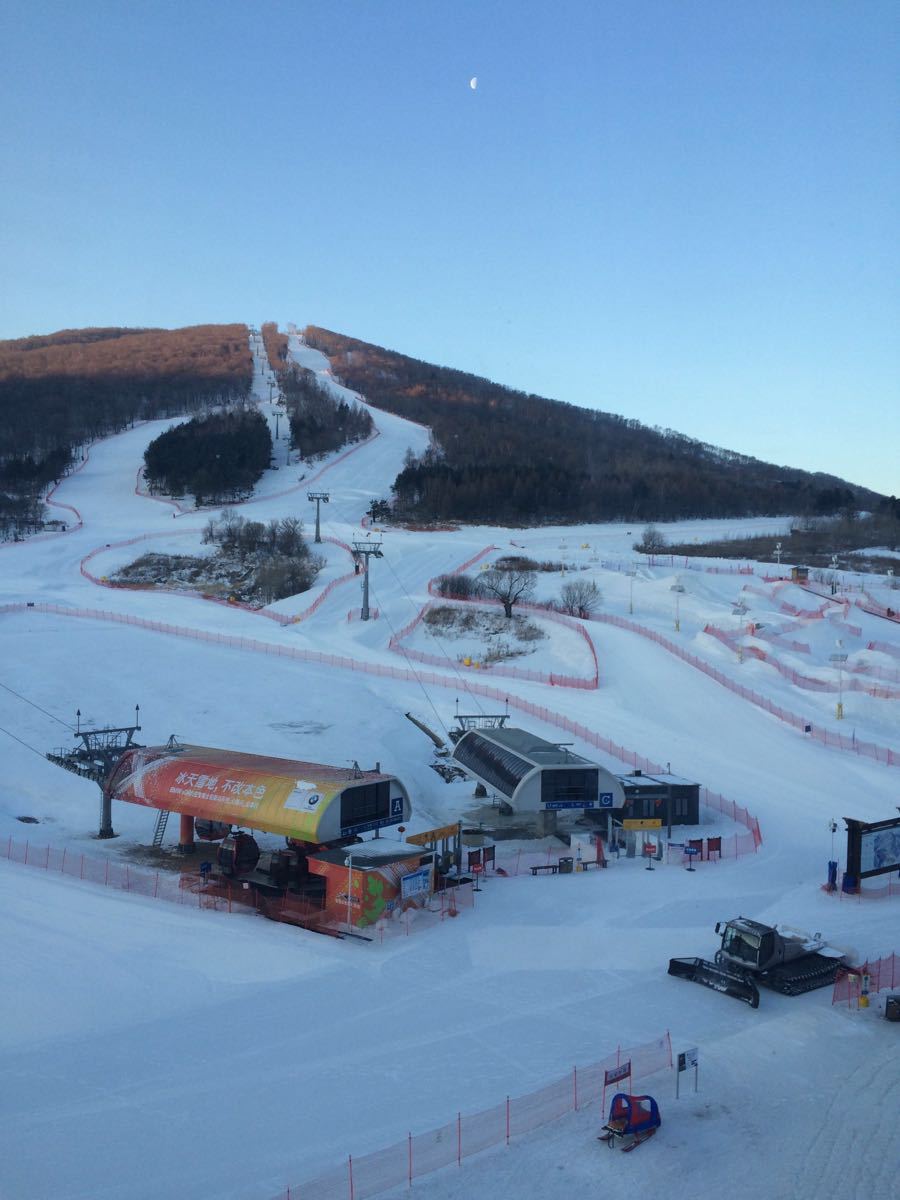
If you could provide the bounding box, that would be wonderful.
[341,781,389,827]
[540,769,598,806]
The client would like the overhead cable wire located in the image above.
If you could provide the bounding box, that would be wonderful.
[0,722,51,761]
[0,680,75,730]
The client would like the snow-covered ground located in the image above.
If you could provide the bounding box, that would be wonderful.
[0,332,898,1200]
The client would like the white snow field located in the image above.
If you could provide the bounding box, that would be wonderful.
[0,333,898,1200]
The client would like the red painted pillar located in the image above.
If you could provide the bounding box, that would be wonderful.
[178,813,196,853]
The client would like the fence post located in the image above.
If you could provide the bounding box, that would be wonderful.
[408,1132,413,1186]
[348,1155,354,1200]
[574,1065,578,1111]
[506,1096,510,1145]
[457,1112,462,1166]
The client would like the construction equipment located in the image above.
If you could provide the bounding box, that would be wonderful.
[668,917,848,1007]
[599,1093,661,1151]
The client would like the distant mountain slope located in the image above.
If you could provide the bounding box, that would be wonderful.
[0,324,251,538]
[303,326,882,524]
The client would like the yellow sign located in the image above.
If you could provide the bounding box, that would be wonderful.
[622,818,662,830]
[406,822,460,846]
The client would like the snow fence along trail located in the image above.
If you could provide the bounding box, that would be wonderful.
[272,1034,673,1200]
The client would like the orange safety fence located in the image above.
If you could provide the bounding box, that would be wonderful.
[0,835,476,941]
[832,953,900,1005]
[271,1033,673,1200]
[702,624,900,700]
[823,875,900,902]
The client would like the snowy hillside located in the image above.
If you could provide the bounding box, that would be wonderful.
[0,331,898,1200]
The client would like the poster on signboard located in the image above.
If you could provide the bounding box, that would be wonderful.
[400,866,432,902]
[677,1047,699,1072]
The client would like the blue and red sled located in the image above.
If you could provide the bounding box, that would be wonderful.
[599,1093,661,1152]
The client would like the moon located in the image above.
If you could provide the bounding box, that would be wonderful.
[469,77,477,90]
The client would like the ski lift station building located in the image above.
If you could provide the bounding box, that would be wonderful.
[450,726,627,835]
[104,743,412,849]
[450,726,701,834]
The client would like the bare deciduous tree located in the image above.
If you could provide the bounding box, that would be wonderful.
[634,524,668,554]
[560,579,602,618]
[477,566,536,619]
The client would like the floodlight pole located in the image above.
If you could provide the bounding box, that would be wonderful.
[307,491,330,543]
[829,643,848,720]
[352,539,383,620]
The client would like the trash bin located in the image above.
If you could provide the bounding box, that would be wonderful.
[558,856,574,874]
[841,872,857,893]
[827,861,838,891]
[885,996,900,1022]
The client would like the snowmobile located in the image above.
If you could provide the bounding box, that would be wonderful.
[599,1093,661,1151]
[668,917,848,1007]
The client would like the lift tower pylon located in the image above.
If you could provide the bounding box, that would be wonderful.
[351,538,383,621]
[46,706,142,838]
[307,491,330,543]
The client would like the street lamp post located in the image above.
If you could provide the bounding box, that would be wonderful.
[627,564,636,615]
[829,640,848,720]
[344,854,353,932]
[670,577,685,633]
[774,542,783,568]
[732,600,749,663]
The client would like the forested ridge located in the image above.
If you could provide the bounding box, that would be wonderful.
[0,324,251,537]
[303,326,885,525]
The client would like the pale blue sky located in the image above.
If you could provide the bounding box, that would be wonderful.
[1,1,897,496]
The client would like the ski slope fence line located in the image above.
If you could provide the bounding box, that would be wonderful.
[823,875,900,902]
[0,834,478,940]
[0,603,763,851]
[869,639,900,661]
[702,624,900,700]
[389,600,599,690]
[79,530,359,625]
[832,954,900,1005]
[271,1033,673,1200]
[583,611,900,770]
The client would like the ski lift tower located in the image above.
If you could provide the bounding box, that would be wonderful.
[46,706,142,838]
[351,537,383,620]
[307,491,330,543]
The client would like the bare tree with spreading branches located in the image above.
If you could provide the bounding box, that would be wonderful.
[560,579,602,618]
[477,565,536,618]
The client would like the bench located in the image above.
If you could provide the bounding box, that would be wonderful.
[530,863,560,876]
[578,859,601,871]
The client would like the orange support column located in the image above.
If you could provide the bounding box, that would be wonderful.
[178,813,196,853]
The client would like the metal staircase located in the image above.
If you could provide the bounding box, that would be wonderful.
[152,809,170,848]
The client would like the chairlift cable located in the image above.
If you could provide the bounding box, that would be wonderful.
[0,680,75,730]
[0,721,51,760]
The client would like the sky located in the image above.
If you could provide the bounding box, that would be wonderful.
[1,0,898,497]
